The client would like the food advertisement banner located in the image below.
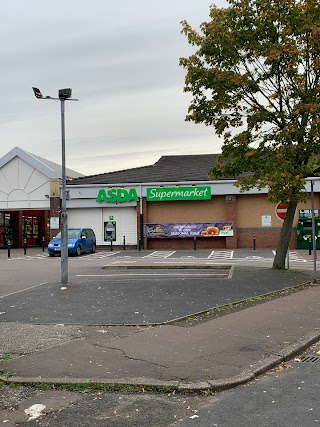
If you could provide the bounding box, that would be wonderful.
[145,222,234,238]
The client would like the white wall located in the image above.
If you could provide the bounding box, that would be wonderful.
[0,157,50,209]
[67,206,137,246]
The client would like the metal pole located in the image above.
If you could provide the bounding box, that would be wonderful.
[311,180,317,283]
[60,99,68,285]
[194,236,197,250]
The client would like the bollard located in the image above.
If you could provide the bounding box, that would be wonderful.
[123,235,126,250]
[42,236,45,252]
[194,236,197,250]
[138,237,141,251]
[7,241,11,258]
[24,238,27,255]
[110,239,113,252]
[253,235,256,250]
[309,237,312,255]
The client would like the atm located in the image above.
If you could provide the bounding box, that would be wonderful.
[104,221,116,242]
[296,210,320,249]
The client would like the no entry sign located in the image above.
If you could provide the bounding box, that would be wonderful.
[276,202,288,220]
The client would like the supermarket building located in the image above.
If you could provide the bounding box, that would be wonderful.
[0,147,319,250]
[65,154,320,251]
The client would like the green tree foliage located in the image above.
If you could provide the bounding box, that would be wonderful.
[180,0,320,269]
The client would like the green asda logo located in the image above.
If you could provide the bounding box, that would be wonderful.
[96,188,139,203]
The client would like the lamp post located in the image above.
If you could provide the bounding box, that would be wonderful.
[32,87,78,285]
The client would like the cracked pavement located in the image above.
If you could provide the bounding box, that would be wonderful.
[1,283,320,387]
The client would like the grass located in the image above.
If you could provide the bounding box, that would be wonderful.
[1,381,192,395]
[0,353,16,363]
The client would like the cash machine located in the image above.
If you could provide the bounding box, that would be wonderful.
[104,221,116,242]
[296,210,320,249]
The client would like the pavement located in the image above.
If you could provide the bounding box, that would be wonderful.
[0,252,320,392]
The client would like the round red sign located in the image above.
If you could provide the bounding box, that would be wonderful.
[275,202,288,220]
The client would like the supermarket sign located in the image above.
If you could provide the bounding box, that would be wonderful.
[147,186,211,201]
[96,188,138,203]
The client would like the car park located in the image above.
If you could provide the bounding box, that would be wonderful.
[48,228,96,257]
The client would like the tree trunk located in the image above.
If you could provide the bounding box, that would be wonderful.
[272,200,297,269]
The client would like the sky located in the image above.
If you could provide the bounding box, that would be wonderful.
[0,0,227,176]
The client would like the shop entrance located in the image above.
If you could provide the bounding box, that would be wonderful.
[22,215,41,246]
[0,212,12,248]
[0,210,50,248]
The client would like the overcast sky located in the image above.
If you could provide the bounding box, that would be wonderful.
[0,0,227,176]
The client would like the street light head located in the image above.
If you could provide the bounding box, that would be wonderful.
[32,87,43,99]
[59,88,72,100]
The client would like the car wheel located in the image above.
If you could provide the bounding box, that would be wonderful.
[91,244,96,253]
[76,245,82,256]
[49,253,55,257]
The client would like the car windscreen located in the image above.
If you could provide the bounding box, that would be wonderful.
[54,229,81,239]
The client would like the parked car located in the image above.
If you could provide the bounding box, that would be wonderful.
[48,228,96,257]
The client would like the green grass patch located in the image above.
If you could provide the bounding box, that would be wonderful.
[0,353,16,363]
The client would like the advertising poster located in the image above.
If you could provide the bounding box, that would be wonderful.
[145,222,234,238]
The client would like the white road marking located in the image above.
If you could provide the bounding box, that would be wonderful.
[207,250,234,259]
[0,282,49,299]
[143,251,176,259]
[272,250,307,262]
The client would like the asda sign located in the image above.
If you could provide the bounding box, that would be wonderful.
[146,186,211,201]
[96,188,138,203]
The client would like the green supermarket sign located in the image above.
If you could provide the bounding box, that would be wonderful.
[146,186,211,201]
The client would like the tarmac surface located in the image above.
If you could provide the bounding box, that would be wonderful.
[0,248,320,392]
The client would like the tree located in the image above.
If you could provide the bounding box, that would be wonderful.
[180,0,320,269]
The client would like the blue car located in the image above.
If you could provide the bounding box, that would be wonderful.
[48,228,96,257]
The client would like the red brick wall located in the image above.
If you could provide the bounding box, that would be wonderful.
[237,227,297,249]
[225,195,237,249]
[147,237,226,250]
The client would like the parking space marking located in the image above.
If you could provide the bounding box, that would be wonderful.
[7,254,48,260]
[77,251,121,260]
[207,250,234,259]
[143,251,176,259]
[0,282,49,299]
[272,250,307,263]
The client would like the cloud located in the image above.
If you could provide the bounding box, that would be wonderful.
[0,0,225,175]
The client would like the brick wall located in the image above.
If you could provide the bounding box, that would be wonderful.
[142,192,319,250]
[225,195,237,249]
[147,197,225,222]
[145,197,226,250]
[147,237,226,250]
[49,197,61,240]
[237,227,297,249]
